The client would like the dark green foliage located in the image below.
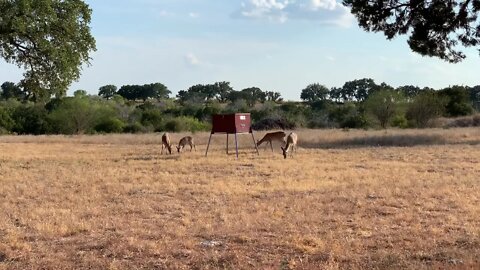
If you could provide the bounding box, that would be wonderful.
[11,104,50,135]
[0,0,96,98]
[177,82,233,104]
[397,85,422,99]
[343,0,480,63]
[265,91,283,102]
[328,102,368,129]
[98,85,117,100]
[1,82,24,100]
[240,87,266,107]
[123,122,144,133]
[140,109,163,130]
[336,78,380,102]
[300,83,329,103]
[117,83,171,101]
[0,106,14,133]
[469,85,480,111]
[438,86,474,116]
[95,118,125,133]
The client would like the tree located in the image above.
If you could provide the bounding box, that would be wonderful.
[469,85,480,111]
[1,81,24,100]
[265,91,283,102]
[0,0,96,99]
[343,0,480,63]
[364,90,405,128]
[98,85,117,100]
[339,78,380,102]
[74,89,88,98]
[240,87,265,107]
[142,83,171,101]
[300,83,329,103]
[406,91,447,128]
[213,81,233,102]
[438,85,474,116]
[48,96,101,134]
[397,85,422,99]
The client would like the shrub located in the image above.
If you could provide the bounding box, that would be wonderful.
[123,122,145,133]
[364,90,406,128]
[252,117,296,130]
[11,105,50,135]
[406,91,447,128]
[0,107,14,132]
[391,114,409,128]
[328,102,368,129]
[140,109,163,130]
[95,118,125,133]
[163,116,209,132]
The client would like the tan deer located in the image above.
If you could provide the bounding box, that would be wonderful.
[161,133,172,155]
[176,136,196,153]
[256,131,287,152]
[281,132,298,159]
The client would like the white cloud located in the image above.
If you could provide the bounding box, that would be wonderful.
[235,0,354,26]
[189,12,199,18]
[185,53,201,66]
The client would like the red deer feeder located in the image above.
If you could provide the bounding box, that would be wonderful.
[205,113,259,158]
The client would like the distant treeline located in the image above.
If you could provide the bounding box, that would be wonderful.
[0,79,479,135]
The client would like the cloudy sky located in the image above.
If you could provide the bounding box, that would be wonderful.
[1,0,479,100]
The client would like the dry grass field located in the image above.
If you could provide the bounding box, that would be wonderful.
[0,128,479,269]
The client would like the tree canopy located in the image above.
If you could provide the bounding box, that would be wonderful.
[0,0,96,99]
[343,0,480,63]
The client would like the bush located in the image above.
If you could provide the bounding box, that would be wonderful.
[252,117,296,130]
[328,102,368,129]
[11,105,50,135]
[95,118,125,133]
[391,114,409,128]
[340,114,368,129]
[163,116,209,132]
[123,122,145,133]
[0,107,14,132]
[364,90,405,128]
[140,109,163,130]
[406,91,447,128]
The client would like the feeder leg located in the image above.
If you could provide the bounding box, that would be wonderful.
[226,133,229,154]
[205,133,213,157]
[234,132,239,158]
[251,131,260,155]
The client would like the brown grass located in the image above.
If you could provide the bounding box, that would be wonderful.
[0,128,479,269]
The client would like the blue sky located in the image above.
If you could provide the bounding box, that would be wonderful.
[1,0,479,101]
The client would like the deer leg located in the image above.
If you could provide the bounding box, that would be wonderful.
[270,141,274,152]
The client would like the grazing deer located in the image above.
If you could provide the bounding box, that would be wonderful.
[256,131,287,152]
[161,133,172,155]
[281,132,298,159]
[176,136,196,153]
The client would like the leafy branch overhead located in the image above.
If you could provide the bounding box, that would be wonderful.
[343,0,480,63]
[0,0,96,99]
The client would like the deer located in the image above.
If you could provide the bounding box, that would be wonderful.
[161,133,172,155]
[281,132,298,159]
[256,131,287,152]
[176,136,196,153]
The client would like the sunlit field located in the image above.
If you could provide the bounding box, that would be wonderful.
[0,128,479,269]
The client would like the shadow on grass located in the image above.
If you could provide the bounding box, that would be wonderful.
[301,134,449,149]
